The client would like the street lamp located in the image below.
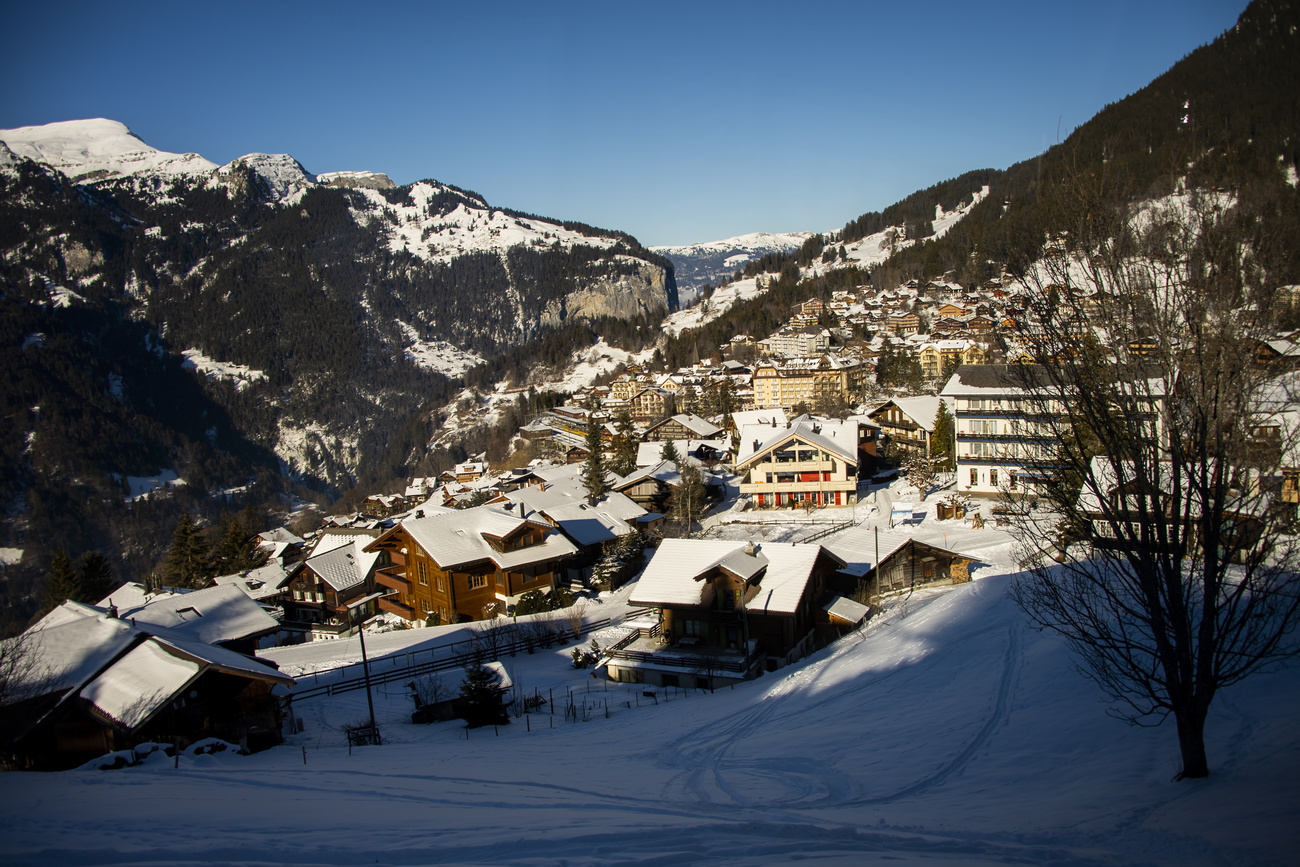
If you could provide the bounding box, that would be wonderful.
[347,591,393,745]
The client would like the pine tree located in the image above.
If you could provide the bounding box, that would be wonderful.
[931,400,956,471]
[660,439,681,464]
[164,513,212,589]
[459,663,508,728]
[78,551,115,602]
[581,417,608,502]
[213,509,267,575]
[43,551,82,610]
[608,411,638,477]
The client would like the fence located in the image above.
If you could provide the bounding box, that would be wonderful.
[288,608,655,702]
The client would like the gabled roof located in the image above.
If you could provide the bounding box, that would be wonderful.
[108,583,280,645]
[78,631,293,733]
[824,528,974,578]
[302,539,381,594]
[645,413,724,438]
[11,602,293,736]
[869,397,951,432]
[630,540,842,615]
[375,504,578,571]
[735,421,859,468]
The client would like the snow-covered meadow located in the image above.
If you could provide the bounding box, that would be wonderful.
[2,508,1296,866]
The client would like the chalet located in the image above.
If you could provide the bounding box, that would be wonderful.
[826,528,976,599]
[98,582,281,655]
[6,602,293,770]
[364,504,578,624]
[635,439,729,468]
[735,418,862,508]
[283,532,382,638]
[936,303,970,318]
[605,540,846,687]
[933,317,967,334]
[868,396,953,460]
[644,413,723,442]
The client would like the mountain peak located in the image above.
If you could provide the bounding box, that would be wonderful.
[0,118,218,181]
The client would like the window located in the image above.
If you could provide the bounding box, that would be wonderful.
[468,575,488,590]
[417,561,428,585]
[990,469,998,487]
[436,576,445,592]
[970,468,979,486]
[1009,472,1018,490]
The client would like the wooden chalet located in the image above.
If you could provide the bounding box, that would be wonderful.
[643,413,723,443]
[364,503,578,624]
[283,532,382,638]
[7,603,293,770]
[606,540,846,687]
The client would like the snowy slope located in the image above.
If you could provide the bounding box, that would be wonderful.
[0,118,217,180]
[2,512,1295,866]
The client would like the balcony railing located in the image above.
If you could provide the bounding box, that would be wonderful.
[378,596,415,618]
[375,567,410,592]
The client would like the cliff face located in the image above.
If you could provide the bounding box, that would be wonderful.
[542,261,675,327]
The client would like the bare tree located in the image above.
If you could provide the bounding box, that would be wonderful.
[1004,170,1300,779]
[565,601,587,640]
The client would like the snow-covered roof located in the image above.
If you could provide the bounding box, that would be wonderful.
[385,505,578,571]
[111,583,280,645]
[731,408,788,431]
[647,414,723,438]
[303,539,381,594]
[259,527,305,546]
[735,420,859,467]
[79,639,200,731]
[213,561,293,601]
[630,540,839,616]
[822,595,871,625]
[870,396,951,431]
[12,603,139,698]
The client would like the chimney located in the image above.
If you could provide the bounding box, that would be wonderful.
[415,509,424,519]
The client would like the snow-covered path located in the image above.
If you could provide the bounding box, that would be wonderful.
[3,564,1297,865]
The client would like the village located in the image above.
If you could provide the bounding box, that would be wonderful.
[8,268,1300,772]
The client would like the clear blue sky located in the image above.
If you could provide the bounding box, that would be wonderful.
[0,0,1249,247]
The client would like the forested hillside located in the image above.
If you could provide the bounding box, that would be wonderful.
[0,130,677,632]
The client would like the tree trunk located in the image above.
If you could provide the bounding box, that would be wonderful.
[1174,705,1210,779]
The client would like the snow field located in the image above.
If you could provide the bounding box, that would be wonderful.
[3,508,1297,865]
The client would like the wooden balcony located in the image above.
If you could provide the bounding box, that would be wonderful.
[375,566,410,592]
[378,595,415,618]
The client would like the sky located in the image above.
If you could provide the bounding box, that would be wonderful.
[0,0,1251,247]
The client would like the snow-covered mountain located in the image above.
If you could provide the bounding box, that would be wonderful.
[0,119,679,593]
[652,231,812,301]
[0,118,217,180]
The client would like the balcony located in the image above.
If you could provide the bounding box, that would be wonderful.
[378,595,415,618]
[605,630,765,676]
[957,431,1051,442]
[374,566,410,592]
